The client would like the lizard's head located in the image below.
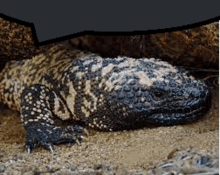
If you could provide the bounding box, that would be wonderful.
[104,58,211,130]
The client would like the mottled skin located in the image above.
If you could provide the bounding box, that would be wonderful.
[0,45,210,152]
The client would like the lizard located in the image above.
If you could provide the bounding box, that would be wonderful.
[0,45,210,152]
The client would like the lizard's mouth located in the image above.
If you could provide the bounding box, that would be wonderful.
[121,89,211,128]
[146,94,211,126]
[147,106,205,125]
[106,102,209,131]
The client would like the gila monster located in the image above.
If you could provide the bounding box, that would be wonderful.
[0,45,210,152]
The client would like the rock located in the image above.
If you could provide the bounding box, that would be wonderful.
[0,17,54,61]
[69,22,219,69]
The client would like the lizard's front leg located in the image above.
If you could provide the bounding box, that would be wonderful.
[20,84,85,153]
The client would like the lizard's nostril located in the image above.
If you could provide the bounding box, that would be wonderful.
[200,91,206,98]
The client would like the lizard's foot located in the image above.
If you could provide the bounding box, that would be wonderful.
[20,84,88,153]
[25,124,87,153]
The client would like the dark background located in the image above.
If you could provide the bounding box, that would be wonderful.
[0,1,220,42]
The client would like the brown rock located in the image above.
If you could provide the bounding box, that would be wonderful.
[69,22,219,69]
[0,17,54,61]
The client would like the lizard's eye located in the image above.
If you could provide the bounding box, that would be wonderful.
[154,90,164,98]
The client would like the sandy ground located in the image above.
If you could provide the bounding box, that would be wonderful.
[0,89,218,174]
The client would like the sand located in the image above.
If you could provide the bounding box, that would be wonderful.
[0,89,218,174]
